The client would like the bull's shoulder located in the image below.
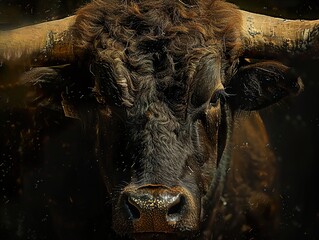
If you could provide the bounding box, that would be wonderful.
[230,112,277,186]
[214,113,280,239]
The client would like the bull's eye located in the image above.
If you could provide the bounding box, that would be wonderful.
[210,95,220,107]
[210,89,227,107]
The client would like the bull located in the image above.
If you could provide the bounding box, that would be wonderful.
[0,0,318,239]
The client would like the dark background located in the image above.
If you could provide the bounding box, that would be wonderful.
[0,0,318,239]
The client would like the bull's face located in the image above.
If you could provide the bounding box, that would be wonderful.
[69,2,235,238]
[91,46,228,238]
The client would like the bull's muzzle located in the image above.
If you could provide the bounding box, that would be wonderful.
[120,185,199,235]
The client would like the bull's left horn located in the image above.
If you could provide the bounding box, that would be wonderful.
[0,16,77,65]
[240,10,319,60]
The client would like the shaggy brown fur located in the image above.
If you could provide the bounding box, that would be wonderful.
[73,0,242,109]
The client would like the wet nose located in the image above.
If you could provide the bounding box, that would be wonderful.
[123,185,187,232]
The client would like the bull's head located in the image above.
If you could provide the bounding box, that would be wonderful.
[0,0,318,239]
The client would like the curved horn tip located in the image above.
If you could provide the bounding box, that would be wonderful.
[240,10,319,60]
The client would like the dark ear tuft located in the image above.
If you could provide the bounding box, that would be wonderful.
[227,61,303,111]
[19,67,65,111]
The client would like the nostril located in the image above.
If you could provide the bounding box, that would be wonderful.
[167,195,186,221]
[124,196,141,220]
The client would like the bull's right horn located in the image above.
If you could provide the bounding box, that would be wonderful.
[240,10,319,60]
[0,16,77,65]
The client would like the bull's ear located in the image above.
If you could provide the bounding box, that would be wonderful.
[227,61,303,111]
[19,67,66,112]
[20,66,80,119]
[21,66,93,120]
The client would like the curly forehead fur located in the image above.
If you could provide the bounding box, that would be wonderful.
[73,0,242,111]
